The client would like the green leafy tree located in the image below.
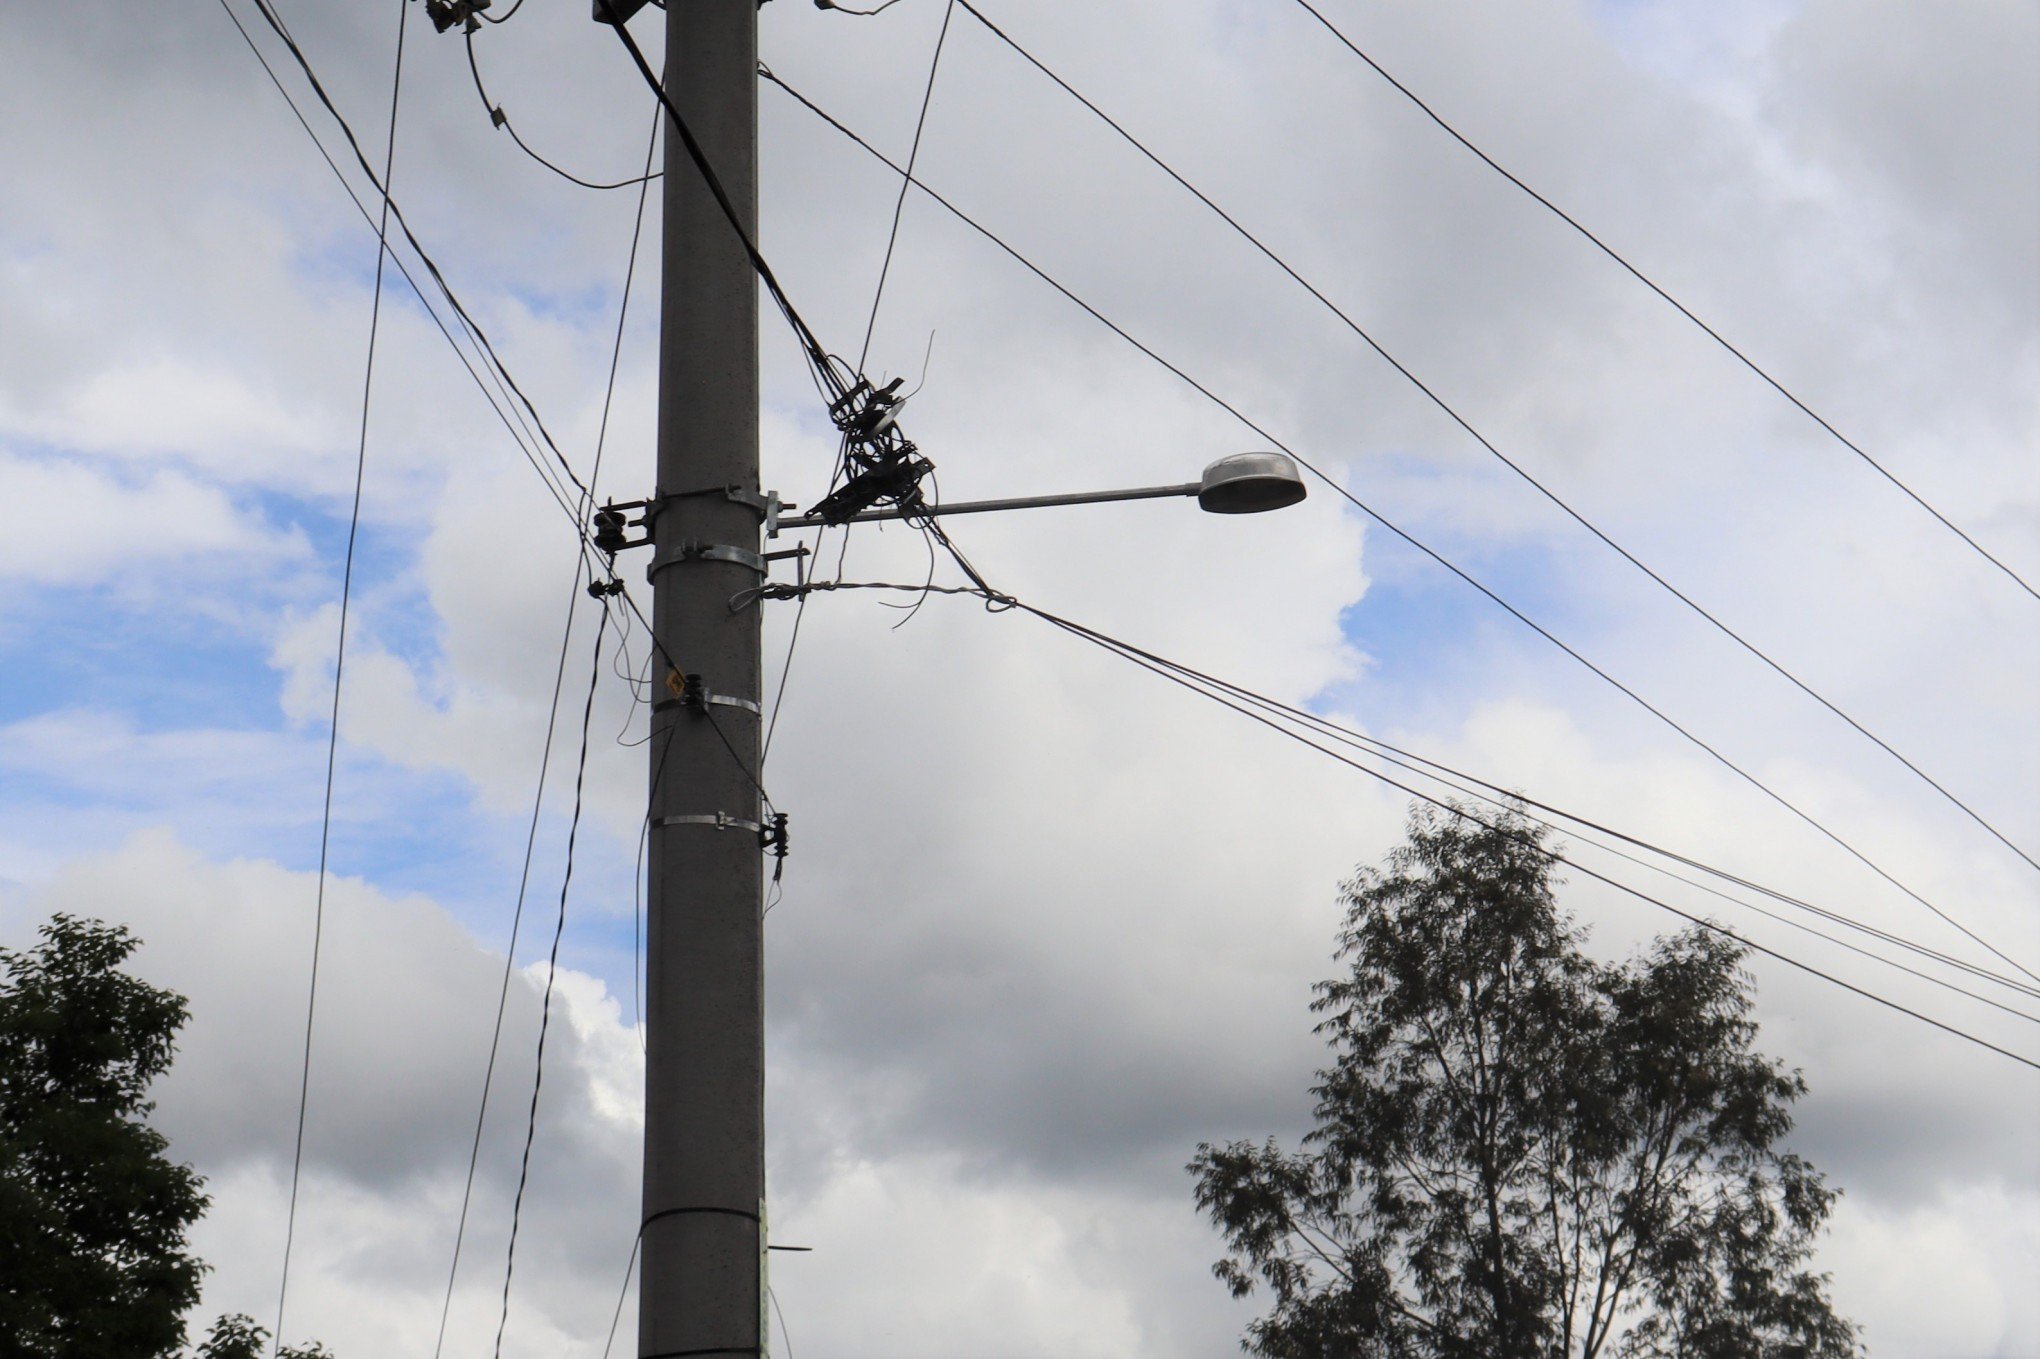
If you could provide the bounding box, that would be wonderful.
[0,914,333,1358]
[1189,804,1859,1359]
[192,1313,333,1359]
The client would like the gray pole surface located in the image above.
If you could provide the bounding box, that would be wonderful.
[642,1,766,1354]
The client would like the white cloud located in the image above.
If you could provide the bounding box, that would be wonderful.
[1,0,2034,1353]
[0,449,305,587]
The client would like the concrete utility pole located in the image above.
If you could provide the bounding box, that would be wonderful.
[641,0,767,1353]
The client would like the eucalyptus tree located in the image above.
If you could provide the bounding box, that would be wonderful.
[1190,804,1859,1359]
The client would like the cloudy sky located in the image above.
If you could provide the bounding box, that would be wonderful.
[2,0,2036,1354]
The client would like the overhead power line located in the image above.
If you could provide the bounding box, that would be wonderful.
[1008,594,2040,1071]
[759,70,2038,985]
[493,604,610,1359]
[1284,0,2038,603]
[782,566,2035,1067]
[760,572,2036,1020]
[273,2,407,1352]
[432,108,662,1357]
[240,0,591,503]
[600,4,851,403]
[951,0,2037,873]
[1028,607,2040,1022]
[216,0,587,533]
[463,25,663,191]
[430,558,585,1359]
[859,0,958,372]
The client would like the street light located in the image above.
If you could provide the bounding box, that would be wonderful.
[770,451,1308,533]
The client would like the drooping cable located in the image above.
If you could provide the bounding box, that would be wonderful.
[1008,595,2040,1070]
[601,4,850,403]
[779,561,2034,1065]
[429,560,584,1359]
[1173,662,2040,1003]
[464,24,663,191]
[756,571,2036,1012]
[599,1234,641,1359]
[951,0,2038,873]
[1286,0,2038,604]
[272,4,407,1351]
[857,0,957,372]
[432,113,660,1356]
[492,604,610,1359]
[1026,606,2040,1021]
[758,70,2038,984]
[241,0,592,502]
[216,0,586,533]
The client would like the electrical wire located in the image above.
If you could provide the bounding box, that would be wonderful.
[1027,607,2040,1022]
[770,1285,796,1358]
[771,558,2034,1065]
[432,111,659,1354]
[758,70,2039,986]
[464,25,664,190]
[494,604,610,1359]
[599,1233,641,1359]
[1008,595,2040,1070]
[217,0,588,532]
[242,0,592,502]
[754,574,2034,1010]
[273,3,405,1351]
[225,0,707,670]
[1285,0,2038,605]
[857,0,957,372]
[951,0,2039,874]
[602,6,851,404]
[429,560,586,1359]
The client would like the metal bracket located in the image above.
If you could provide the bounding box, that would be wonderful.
[657,669,763,717]
[653,691,763,717]
[648,541,767,579]
[597,489,786,558]
[658,484,782,521]
[653,812,765,835]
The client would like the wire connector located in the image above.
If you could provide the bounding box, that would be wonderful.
[425,0,492,34]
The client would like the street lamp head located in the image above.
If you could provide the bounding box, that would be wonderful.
[1196,452,1308,514]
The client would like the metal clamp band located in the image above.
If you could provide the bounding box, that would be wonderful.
[652,693,762,717]
[648,541,767,578]
[653,812,764,834]
[654,485,780,520]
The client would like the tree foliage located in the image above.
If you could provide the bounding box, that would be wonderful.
[1189,804,1859,1359]
[0,914,334,1357]
[0,913,208,1355]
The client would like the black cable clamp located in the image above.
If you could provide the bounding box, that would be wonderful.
[762,811,790,885]
[678,671,707,711]
[586,577,625,599]
[425,0,491,34]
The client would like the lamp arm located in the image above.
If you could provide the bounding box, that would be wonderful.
[774,481,1200,532]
